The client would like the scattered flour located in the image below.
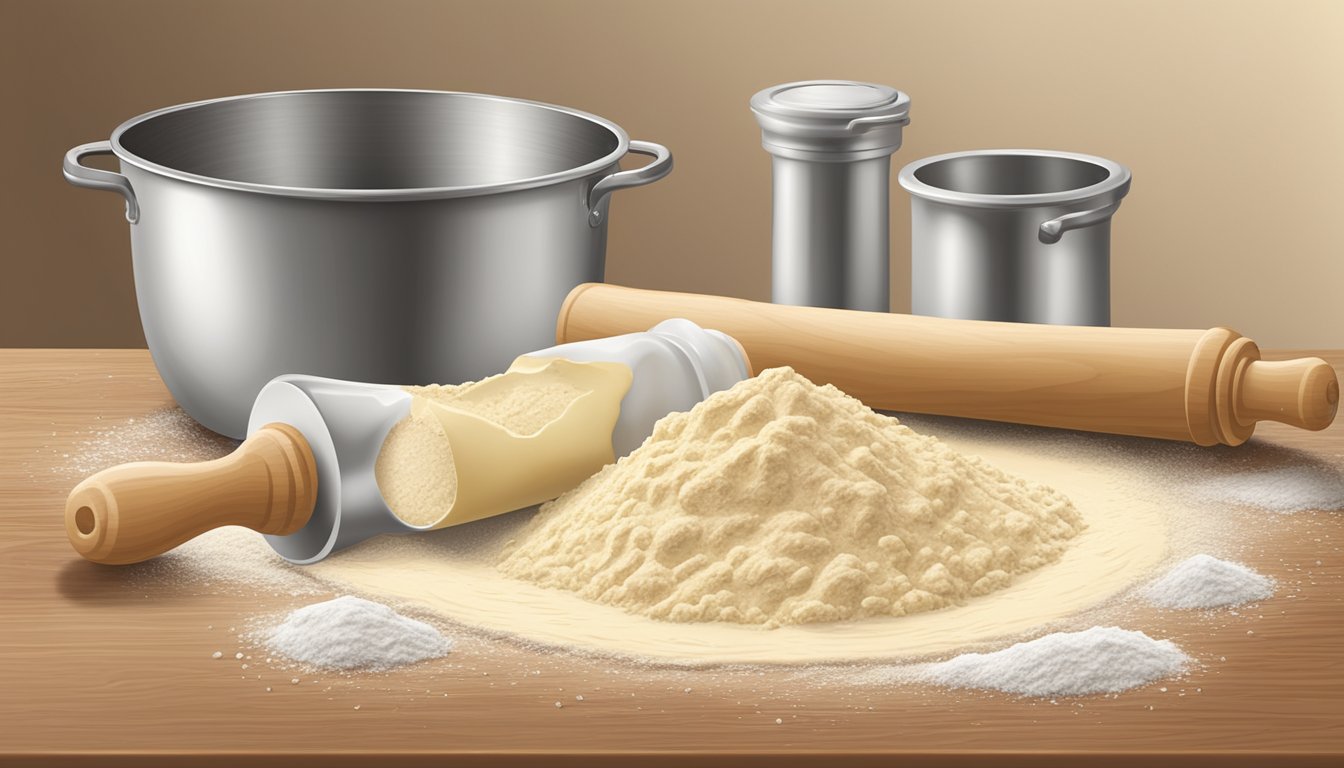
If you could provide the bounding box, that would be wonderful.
[498,367,1085,627]
[916,626,1190,696]
[157,526,324,595]
[376,369,588,527]
[60,407,238,479]
[1141,554,1275,609]
[265,596,453,671]
[1192,465,1344,513]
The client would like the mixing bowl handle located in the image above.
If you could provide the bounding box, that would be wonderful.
[1038,200,1121,244]
[63,141,139,224]
[587,140,673,227]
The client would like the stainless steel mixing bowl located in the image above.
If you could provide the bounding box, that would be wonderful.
[64,89,672,438]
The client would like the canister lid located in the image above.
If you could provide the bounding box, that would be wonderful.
[751,80,911,161]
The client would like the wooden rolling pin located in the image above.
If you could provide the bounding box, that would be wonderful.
[66,424,317,565]
[556,283,1339,446]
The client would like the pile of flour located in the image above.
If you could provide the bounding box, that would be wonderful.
[498,367,1085,627]
[915,626,1190,696]
[1142,554,1275,609]
[375,369,585,527]
[265,596,453,671]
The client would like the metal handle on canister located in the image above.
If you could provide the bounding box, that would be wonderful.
[846,113,912,133]
[587,140,673,227]
[63,141,139,223]
[1039,201,1122,244]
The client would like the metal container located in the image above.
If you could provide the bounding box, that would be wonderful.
[751,80,910,311]
[63,89,672,438]
[898,149,1130,326]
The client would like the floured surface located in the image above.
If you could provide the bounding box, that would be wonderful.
[149,526,325,596]
[15,350,1342,759]
[57,406,240,479]
[309,434,1168,664]
[1192,465,1344,513]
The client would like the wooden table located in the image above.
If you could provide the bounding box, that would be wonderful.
[2,349,1341,767]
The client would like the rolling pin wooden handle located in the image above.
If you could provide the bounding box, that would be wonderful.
[64,423,318,565]
[557,283,1340,446]
[1237,357,1339,431]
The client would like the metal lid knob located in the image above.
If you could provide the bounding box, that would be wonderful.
[751,80,911,162]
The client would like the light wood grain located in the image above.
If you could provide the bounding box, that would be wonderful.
[557,284,1339,445]
[1,349,1342,766]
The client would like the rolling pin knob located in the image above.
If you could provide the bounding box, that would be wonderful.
[65,423,318,565]
[1235,356,1339,433]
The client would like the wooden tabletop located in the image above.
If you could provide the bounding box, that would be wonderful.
[2,349,1341,767]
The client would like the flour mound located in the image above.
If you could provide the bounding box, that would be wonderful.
[498,367,1084,627]
[919,626,1190,696]
[1142,554,1275,609]
[266,596,452,671]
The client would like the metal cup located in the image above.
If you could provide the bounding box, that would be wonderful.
[899,149,1131,326]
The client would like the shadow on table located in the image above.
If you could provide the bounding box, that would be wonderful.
[55,554,234,604]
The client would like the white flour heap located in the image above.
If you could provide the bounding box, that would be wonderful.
[1192,465,1344,513]
[916,626,1190,696]
[499,367,1085,627]
[265,596,453,671]
[1141,554,1275,609]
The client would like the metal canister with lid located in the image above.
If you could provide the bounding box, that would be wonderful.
[751,80,911,312]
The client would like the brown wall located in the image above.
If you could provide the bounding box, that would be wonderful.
[5,0,1342,349]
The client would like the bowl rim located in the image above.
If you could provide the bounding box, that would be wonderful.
[108,88,631,201]
[898,149,1131,209]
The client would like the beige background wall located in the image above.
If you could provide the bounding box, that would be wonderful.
[4,0,1341,348]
